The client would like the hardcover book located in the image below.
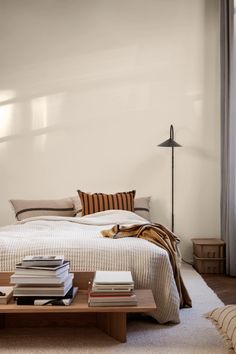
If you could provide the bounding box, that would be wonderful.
[16,287,78,305]
[89,291,134,297]
[93,271,134,285]
[15,261,70,275]
[34,287,78,306]
[88,301,137,307]
[13,274,73,297]
[89,294,137,303]
[21,255,64,267]
[88,270,136,307]
[10,270,69,285]
[92,285,134,292]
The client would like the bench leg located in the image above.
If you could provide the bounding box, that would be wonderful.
[0,314,5,328]
[96,312,127,343]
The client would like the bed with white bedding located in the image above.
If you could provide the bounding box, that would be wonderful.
[0,210,180,324]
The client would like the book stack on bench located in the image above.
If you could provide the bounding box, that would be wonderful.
[88,271,137,307]
[10,255,77,305]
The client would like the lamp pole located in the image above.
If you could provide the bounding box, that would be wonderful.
[158,124,181,233]
[171,125,174,232]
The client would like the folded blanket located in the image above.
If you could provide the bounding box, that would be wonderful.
[101,223,192,308]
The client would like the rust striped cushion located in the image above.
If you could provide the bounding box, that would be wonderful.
[77,190,136,216]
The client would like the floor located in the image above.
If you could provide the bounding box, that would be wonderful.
[198,269,236,305]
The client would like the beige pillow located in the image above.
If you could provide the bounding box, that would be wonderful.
[134,196,151,221]
[71,195,82,214]
[10,198,76,221]
[205,305,236,352]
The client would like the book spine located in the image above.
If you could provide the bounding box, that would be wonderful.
[88,302,137,307]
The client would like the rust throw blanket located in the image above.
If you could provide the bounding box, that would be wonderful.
[101,223,192,308]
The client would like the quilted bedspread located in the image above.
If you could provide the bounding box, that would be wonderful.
[0,210,180,323]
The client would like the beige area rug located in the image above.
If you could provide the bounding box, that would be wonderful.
[0,264,230,354]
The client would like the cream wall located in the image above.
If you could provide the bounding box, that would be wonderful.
[0,0,220,260]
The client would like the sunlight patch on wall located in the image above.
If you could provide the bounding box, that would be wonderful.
[0,104,14,138]
[0,90,15,104]
[31,96,48,148]
[31,96,48,130]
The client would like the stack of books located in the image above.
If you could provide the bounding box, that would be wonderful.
[88,271,137,307]
[10,255,77,305]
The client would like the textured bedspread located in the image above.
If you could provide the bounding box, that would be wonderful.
[0,210,180,323]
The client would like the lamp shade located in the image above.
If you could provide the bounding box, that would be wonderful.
[157,125,182,147]
[158,138,181,147]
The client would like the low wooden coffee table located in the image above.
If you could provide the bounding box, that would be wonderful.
[0,272,156,342]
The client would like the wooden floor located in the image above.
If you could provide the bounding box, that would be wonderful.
[201,272,236,305]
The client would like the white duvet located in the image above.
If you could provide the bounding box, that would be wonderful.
[0,210,180,323]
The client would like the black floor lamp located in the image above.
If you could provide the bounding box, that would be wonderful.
[157,125,182,232]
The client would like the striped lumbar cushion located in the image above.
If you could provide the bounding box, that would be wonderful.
[77,190,136,216]
[205,305,236,351]
[75,195,151,220]
[10,198,76,221]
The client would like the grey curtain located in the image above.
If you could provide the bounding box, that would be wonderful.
[221,0,236,276]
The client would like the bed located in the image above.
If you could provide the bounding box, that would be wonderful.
[0,209,180,324]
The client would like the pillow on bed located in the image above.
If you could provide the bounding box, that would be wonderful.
[10,198,76,221]
[72,195,82,215]
[205,305,236,352]
[77,190,136,216]
[134,196,151,221]
[75,195,151,220]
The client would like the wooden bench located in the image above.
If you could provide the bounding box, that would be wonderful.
[0,272,156,342]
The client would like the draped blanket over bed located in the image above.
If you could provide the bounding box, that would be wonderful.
[101,223,192,309]
[0,210,187,324]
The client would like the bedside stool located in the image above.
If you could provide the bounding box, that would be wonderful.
[192,238,226,274]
